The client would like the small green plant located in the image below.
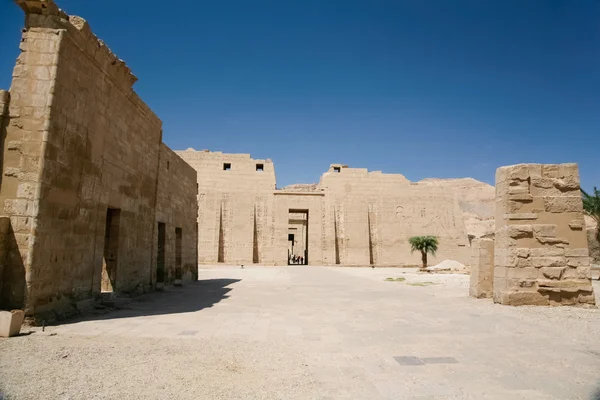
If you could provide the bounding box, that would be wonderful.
[407,281,436,287]
[408,236,439,269]
[384,277,406,282]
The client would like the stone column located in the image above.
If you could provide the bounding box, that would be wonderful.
[469,238,494,298]
[493,163,595,306]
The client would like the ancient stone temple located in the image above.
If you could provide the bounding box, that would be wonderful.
[177,149,472,267]
[0,0,198,317]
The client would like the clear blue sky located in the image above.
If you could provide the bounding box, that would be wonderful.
[1,0,599,190]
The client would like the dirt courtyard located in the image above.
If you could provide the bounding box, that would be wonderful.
[1,266,599,400]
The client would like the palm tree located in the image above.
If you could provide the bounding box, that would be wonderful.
[409,236,439,269]
[582,187,600,243]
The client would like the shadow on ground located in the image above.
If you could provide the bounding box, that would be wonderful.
[55,278,240,325]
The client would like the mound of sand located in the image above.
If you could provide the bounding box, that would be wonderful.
[424,260,468,274]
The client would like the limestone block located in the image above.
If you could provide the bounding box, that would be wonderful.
[509,194,533,202]
[542,164,560,179]
[564,248,589,258]
[553,177,579,192]
[505,213,537,220]
[531,257,566,268]
[532,224,556,238]
[536,236,569,246]
[531,178,554,189]
[540,267,565,280]
[537,279,592,290]
[544,196,583,213]
[0,310,25,337]
[508,185,529,195]
[530,247,564,257]
[568,217,584,231]
[566,257,590,268]
[506,267,537,280]
[507,164,530,181]
[507,225,533,239]
[497,291,549,306]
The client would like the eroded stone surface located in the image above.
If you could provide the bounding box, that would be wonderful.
[493,164,595,306]
[0,0,197,316]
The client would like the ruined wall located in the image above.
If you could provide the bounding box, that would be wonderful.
[155,144,198,282]
[176,149,276,265]
[493,164,594,306]
[181,151,471,266]
[320,165,470,266]
[0,1,198,315]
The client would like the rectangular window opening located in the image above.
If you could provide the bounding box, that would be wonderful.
[334,167,341,173]
[256,163,264,172]
[223,163,231,171]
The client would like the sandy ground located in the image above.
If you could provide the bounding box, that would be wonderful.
[1,266,599,400]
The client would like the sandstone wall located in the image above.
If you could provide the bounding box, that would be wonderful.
[320,166,470,266]
[419,178,495,239]
[180,151,471,266]
[493,163,594,306]
[0,1,198,315]
[0,14,62,311]
[155,144,198,282]
[176,150,276,265]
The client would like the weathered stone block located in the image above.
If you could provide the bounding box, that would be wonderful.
[532,224,557,238]
[508,185,529,195]
[544,196,582,213]
[568,217,584,231]
[542,164,560,179]
[507,164,530,181]
[0,310,25,337]
[536,236,569,246]
[507,225,533,239]
[531,256,566,268]
[566,257,590,268]
[564,248,589,257]
[497,291,549,306]
[505,213,537,220]
[509,194,533,202]
[530,247,564,257]
[540,267,564,280]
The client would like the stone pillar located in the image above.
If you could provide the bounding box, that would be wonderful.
[493,163,595,306]
[469,238,494,298]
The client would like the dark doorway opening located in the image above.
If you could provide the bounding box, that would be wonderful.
[102,208,120,292]
[175,227,182,280]
[287,209,308,265]
[157,222,166,283]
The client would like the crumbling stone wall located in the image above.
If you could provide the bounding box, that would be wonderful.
[155,144,198,282]
[0,1,198,316]
[493,164,594,306]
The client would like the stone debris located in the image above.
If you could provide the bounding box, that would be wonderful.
[424,259,468,274]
